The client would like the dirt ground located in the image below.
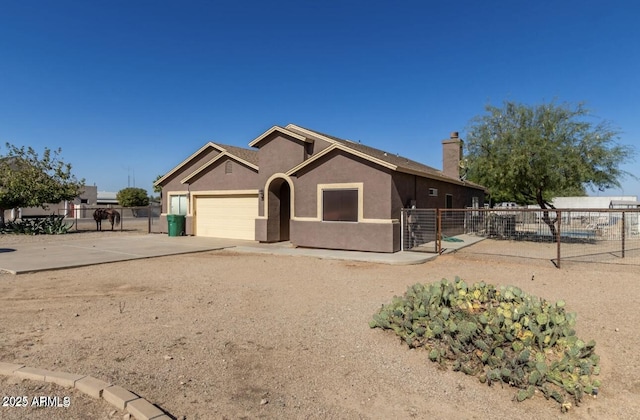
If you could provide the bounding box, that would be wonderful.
[1,233,639,420]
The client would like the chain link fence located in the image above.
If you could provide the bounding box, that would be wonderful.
[401,207,640,267]
[58,205,163,233]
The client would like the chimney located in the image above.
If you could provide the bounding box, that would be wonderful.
[442,131,463,179]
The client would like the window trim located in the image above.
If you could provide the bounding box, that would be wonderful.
[317,183,363,223]
[429,188,438,197]
[167,192,189,216]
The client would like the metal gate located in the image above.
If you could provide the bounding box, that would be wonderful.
[401,208,437,252]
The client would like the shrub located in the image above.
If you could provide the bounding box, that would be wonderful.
[370,277,600,411]
[0,215,72,235]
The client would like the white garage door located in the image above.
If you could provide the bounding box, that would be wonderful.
[195,195,258,240]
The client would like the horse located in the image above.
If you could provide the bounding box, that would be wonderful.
[93,208,121,231]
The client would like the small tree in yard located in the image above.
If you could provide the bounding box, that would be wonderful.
[464,101,636,236]
[0,143,84,228]
[116,187,149,207]
[153,174,163,194]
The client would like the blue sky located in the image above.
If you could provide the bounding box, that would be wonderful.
[1,1,639,198]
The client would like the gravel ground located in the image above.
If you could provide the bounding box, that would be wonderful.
[0,232,639,419]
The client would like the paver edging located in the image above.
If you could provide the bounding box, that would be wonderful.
[0,361,172,419]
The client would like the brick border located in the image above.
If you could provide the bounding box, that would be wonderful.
[0,362,172,419]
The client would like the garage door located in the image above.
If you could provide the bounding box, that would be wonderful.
[195,195,258,240]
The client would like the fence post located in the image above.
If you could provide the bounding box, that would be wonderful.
[437,209,442,254]
[400,209,405,251]
[622,211,626,258]
[556,210,561,269]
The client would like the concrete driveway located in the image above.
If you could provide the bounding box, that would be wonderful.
[0,234,439,275]
[0,235,247,274]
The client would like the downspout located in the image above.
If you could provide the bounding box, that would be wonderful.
[187,182,191,235]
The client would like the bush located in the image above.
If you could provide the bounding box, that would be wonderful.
[116,187,149,207]
[370,277,600,411]
[0,215,72,235]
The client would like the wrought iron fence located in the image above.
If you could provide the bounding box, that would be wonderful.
[401,207,640,267]
[58,205,162,233]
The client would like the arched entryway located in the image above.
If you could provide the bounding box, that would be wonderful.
[266,177,292,242]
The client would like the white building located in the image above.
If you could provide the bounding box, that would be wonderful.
[551,196,638,209]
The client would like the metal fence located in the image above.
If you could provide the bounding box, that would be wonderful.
[58,205,163,233]
[401,208,640,268]
[401,208,437,252]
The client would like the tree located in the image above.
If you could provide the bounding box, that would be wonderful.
[0,143,84,227]
[116,187,149,207]
[464,101,636,236]
[153,174,163,194]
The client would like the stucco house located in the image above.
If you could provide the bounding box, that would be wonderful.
[154,124,486,252]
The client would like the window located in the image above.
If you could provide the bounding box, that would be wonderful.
[445,194,453,218]
[322,189,358,222]
[80,198,88,204]
[169,194,188,215]
[429,188,438,197]
[225,161,233,174]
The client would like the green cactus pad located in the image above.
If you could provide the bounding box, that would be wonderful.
[370,277,600,412]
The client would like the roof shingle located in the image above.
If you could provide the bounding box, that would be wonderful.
[216,143,259,166]
[285,124,484,189]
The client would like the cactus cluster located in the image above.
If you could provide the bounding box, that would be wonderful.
[1,215,72,235]
[370,277,600,410]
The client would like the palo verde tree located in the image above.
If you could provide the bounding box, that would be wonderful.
[464,101,635,236]
[0,143,84,227]
[116,187,149,207]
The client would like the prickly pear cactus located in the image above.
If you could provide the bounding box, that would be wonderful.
[370,277,600,411]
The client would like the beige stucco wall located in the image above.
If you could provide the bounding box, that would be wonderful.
[292,150,393,220]
[159,147,221,213]
[283,149,398,252]
[291,220,399,253]
[187,159,258,191]
[256,134,307,186]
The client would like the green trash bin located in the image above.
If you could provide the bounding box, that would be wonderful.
[167,214,186,237]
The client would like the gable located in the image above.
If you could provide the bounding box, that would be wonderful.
[154,142,225,187]
[183,155,259,191]
[181,151,258,184]
[155,142,258,189]
[248,126,311,148]
[286,143,395,177]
